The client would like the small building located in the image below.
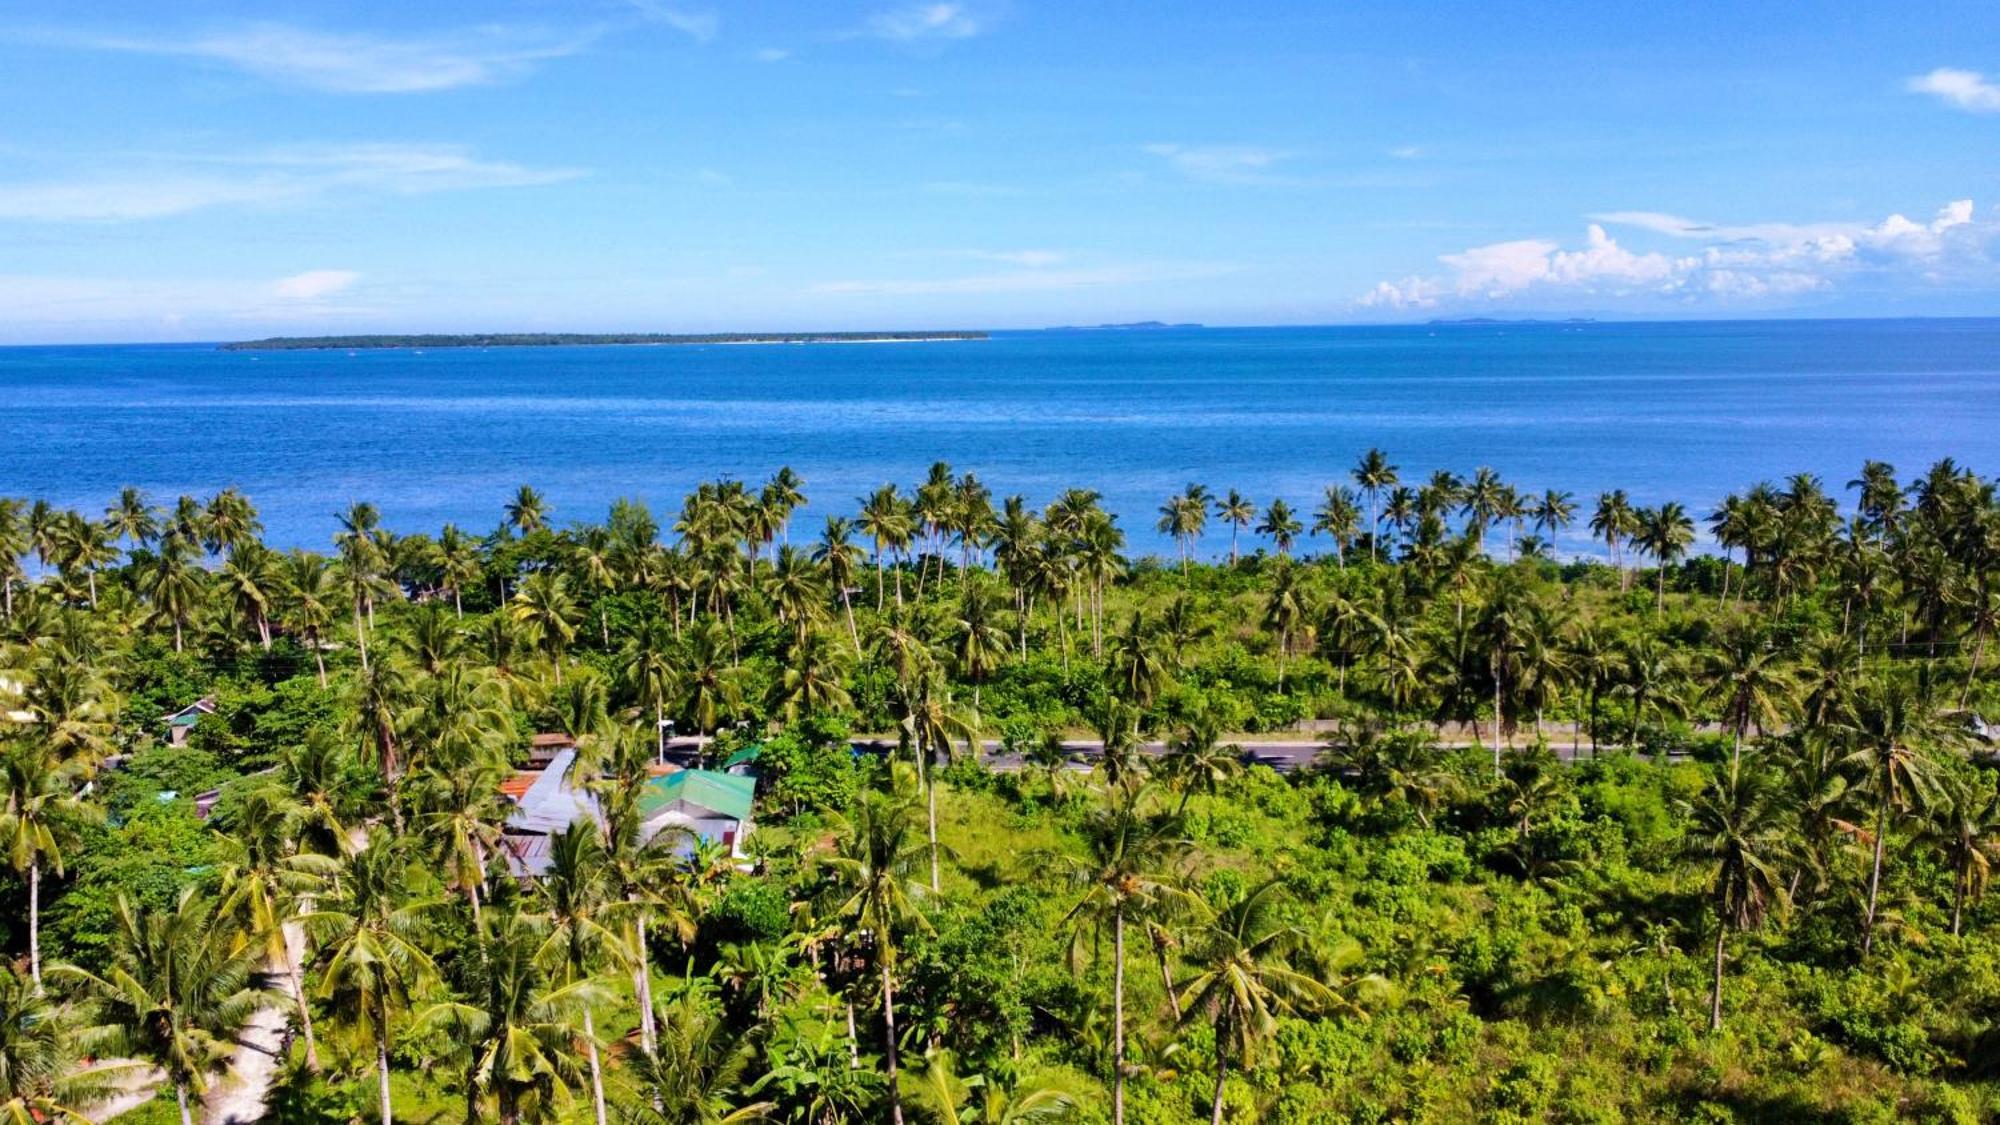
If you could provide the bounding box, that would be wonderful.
[640,769,756,858]
[164,698,217,747]
[720,744,762,776]
[524,732,575,770]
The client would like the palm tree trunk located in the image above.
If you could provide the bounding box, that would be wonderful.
[355,604,370,670]
[634,914,657,1054]
[584,1007,608,1125]
[1863,783,1889,957]
[1113,904,1127,1125]
[926,746,941,894]
[27,861,40,989]
[177,1080,194,1125]
[288,937,321,1071]
[1210,1030,1230,1125]
[1953,866,1966,937]
[378,992,395,1125]
[1709,920,1726,1032]
[882,954,905,1125]
[842,588,859,653]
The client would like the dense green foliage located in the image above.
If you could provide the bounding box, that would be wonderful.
[1,454,1998,1122]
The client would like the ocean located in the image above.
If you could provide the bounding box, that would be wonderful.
[4,319,1998,559]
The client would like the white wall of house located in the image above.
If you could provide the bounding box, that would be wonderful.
[642,810,751,856]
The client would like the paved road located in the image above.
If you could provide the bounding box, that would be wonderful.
[672,733,1654,776]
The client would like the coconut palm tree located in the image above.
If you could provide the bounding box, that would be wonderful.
[60,890,272,1125]
[1590,490,1636,586]
[1844,677,1949,957]
[1213,489,1257,566]
[1255,499,1301,557]
[506,485,550,535]
[1926,772,2000,937]
[825,786,932,1125]
[1703,625,1797,768]
[1061,777,1192,1125]
[1686,759,1792,1031]
[419,908,596,1125]
[0,746,92,988]
[909,1047,1076,1125]
[308,830,441,1125]
[620,992,773,1124]
[1634,502,1696,614]
[1177,879,1339,1124]
[278,549,339,685]
[214,784,337,1071]
[1351,449,1398,563]
[949,578,1011,710]
[1311,486,1362,567]
[0,967,126,1123]
[813,516,866,650]
[511,570,582,682]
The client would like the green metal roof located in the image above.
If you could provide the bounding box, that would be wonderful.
[641,769,755,823]
[721,744,762,769]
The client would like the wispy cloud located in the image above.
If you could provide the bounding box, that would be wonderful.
[625,3,719,43]
[272,269,361,300]
[0,143,585,222]
[50,22,589,93]
[1388,145,1424,160]
[1361,199,1996,311]
[753,47,793,62]
[968,249,1066,267]
[811,261,1233,297]
[1143,143,1294,185]
[863,3,985,42]
[1908,68,2000,113]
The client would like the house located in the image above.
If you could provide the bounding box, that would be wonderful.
[524,732,574,770]
[164,697,217,747]
[496,746,756,876]
[720,743,762,776]
[639,769,756,858]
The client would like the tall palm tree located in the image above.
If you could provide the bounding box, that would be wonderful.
[1062,778,1191,1125]
[813,516,866,650]
[308,830,441,1125]
[825,787,932,1125]
[104,486,158,549]
[535,822,622,1125]
[764,544,828,647]
[1634,502,1695,613]
[506,485,550,535]
[1213,489,1256,566]
[1351,449,1398,563]
[510,570,582,682]
[1686,760,1792,1031]
[859,484,914,610]
[1590,490,1636,586]
[215,785,337,1071]
[0,746,91,988]
[436,523,484,617]
[0,967,126,1123]
[60,890,272,1125]
[278,549,339,685]
[1703,626,1796,768]
[1844,677,1948,957]
[419,908,595,1125]
[1927,772,2000,937]
[1178,880,1339,1124]
[1311,486,1362,567]
[1255,499,1301,557]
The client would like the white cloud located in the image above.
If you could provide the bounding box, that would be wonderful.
[1388,145,1423,160]
[626,3,719,42]
[1362,199,2000,312]
[1908,67,2000,113]
[0,270,378,337]
[0,143,585,222]
[812,262,1234,297]
[1144,143,1292,185]
[753,47,793,62]
[865,4,984,41]
[971,250,1066,267]
[273,269,360,300]
[65,23,589,93]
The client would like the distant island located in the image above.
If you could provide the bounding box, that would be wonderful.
[220,331,988,351]
[1425,317,1597,326]
[1043,320,1204,332]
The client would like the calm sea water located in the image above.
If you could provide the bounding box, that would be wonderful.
[3,320,1997,559]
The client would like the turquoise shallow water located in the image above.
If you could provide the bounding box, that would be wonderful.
[3,320,1997,558]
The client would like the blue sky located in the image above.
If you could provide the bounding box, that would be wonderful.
[4,0,2000,342]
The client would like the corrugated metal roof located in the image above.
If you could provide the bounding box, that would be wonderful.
[640,769,754,823]
[503,749,601,836]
